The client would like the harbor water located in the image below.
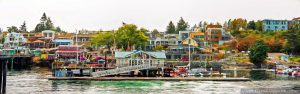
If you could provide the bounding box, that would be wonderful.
[6,67,300,94]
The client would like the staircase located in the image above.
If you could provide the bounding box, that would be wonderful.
[92,64,157,77]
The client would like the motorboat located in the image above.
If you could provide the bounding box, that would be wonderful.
[292,67,300,76]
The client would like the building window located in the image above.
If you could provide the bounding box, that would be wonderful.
[10,37,14,41]
[268,26,270,29]
[211,36,218,39]
[282,26,285,29]
[195,35,204,38]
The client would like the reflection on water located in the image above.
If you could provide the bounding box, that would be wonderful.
[250,70,271,80]
[6,67,300,94]
[223,70,300,80]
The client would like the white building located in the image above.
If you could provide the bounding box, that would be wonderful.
[4,32,27,48]
[115,50,166,68]
[42,30,55,40]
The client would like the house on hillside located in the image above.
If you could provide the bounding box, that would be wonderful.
[206,28,222,45]
[72,34,95,47]
[3,32,27,48]
[42,30,55,40]
[263,19,288,31]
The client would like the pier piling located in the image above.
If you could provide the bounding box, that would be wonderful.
[1,57,9,94]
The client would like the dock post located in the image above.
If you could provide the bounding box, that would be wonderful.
[0,59,3,94]
[11,58,13,71]
[80,69,83,76]
[161,67,164,77]
[1,59,8,94]
[146,69,149,77]
[234,67,237,77]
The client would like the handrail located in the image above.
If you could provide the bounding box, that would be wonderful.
[92,64,157,77]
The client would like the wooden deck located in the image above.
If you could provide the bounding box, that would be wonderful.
[48,77,251,81]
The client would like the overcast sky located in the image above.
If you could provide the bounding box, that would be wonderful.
[0,0,300,32]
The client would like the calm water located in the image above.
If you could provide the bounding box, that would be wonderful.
[6,67,300,94]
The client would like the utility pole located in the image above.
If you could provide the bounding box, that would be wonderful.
[76,30,79,64]
[188,41,191,70]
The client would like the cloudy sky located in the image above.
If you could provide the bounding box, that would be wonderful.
[0,0,300,32]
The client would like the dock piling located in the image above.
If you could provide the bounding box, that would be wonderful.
[1,59,8,94]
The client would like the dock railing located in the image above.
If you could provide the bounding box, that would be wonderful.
[92,64,157,77]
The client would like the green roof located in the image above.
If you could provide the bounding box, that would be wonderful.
[115,51,166,59]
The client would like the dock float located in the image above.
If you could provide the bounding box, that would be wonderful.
[48,77,251,81]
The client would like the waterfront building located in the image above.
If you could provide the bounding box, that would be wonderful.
[24,33,53,49]
[3,32,27,48]
[115,50,166,68]
[262,19,288,31]
[53,33,74,47]
[55,45,83,63]
[72,34,95,47]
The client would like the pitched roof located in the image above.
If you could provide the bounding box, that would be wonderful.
[115,51,166,59]
[33,40,44,43]
[293,17,300,20]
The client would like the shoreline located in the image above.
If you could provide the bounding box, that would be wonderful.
[48,77,251,81]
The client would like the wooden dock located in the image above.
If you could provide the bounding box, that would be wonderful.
[48,77,251,81]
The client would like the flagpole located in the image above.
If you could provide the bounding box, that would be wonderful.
[76,30,79,64]
[189,40,191,70]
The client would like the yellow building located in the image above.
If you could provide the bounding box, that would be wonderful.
[189,31,205,40]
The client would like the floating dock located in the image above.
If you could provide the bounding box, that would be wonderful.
[48,77,251,81]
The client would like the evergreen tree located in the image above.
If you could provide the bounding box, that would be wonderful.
[7,26,19,33]
[19,21,27,32]
[176,17,189,33]
[191,24,197,31]
[227,19,232,30]
[203,21,208,31]
[34,13,61,32]
[223,21,228,29]
[255,20,263,31]
[151,29,160,38]
[46,17,54,30]
[198,21,203,28]
[35,23,45,32]
[231,18,247,31]
[249,40,269,68]
[56,26,62,32]
[286,23,300,54]
[41,12,47,23]
[166,21,176,34]
[247,20,256,30]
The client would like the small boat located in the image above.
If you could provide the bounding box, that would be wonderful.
[188,68,208,76]
[292,67,300,76]
[275,65,289,74]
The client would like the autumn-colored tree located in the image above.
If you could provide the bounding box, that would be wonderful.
[230,18,247,31]
[154,45,164,51]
